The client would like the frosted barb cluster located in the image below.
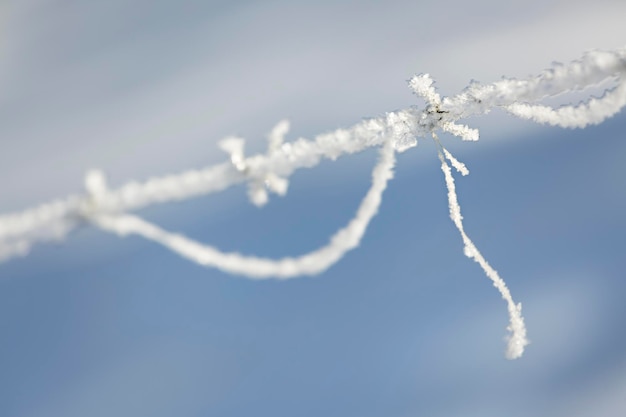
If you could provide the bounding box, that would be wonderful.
[2,47,626,359]
[218,120,291,207]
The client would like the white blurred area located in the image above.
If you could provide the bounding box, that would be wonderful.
[1,0,625,211]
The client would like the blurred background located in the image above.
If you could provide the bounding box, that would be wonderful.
[1,1,625,416]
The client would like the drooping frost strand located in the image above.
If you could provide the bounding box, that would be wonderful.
[435,139,528,359]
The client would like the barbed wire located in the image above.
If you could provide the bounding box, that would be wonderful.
[2,47,625,359]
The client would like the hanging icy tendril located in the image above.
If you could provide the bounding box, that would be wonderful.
[433,134,528,359]
[2,48,626,359]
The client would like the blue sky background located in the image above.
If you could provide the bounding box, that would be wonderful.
[1,1,626,416]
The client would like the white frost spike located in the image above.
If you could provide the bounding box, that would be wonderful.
[247,172,289,208]
[82,169,110,216]
[268,119,290,151]
[409,74,442,104]
[92,141,396,278]
[442,148,469,176]
[441,121,479,141]
[437,149,528,359]
[262,120,290,201]
[264,173,288,196]
[247,182,269,207]
[219,136,247,171]
[84,170,108,199]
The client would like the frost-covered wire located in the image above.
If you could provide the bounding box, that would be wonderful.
[441,48,626,125]
[1,47,626,359]
[505,81,626,128]
[91,141,396,278]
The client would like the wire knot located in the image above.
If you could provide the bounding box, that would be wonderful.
[409,74,479,141]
